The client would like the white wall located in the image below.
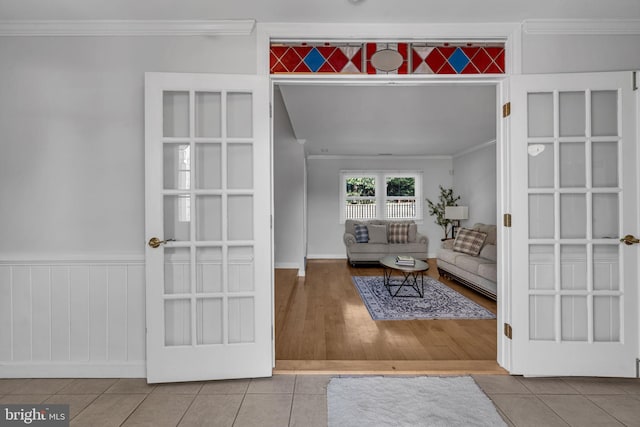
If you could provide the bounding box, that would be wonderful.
[2,28,640,377]
[0,36,256,257]
[453,142,497,228]
[273,88,306,272]
[0,35,256,377]
[306,157,453,258]
[522,34,640,73]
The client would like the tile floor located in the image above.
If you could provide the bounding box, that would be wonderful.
[0,375,639,426]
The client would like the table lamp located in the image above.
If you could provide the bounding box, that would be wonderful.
[445,206,468,239]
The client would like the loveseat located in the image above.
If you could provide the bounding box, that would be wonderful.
[343,219,428,266]
[437,223,497,300]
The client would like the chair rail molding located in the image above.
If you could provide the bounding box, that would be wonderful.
[0,19,256,37]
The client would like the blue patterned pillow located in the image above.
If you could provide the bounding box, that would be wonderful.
[354,224,369,243]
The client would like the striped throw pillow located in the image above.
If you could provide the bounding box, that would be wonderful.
[388,223,410,244]
[354,224,369,243]
[453,228,487,256]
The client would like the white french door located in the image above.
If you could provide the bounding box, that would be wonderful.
[510,71,638,377]
[144,73,271,383]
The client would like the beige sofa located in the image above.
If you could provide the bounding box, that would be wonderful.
[437,223,497,300]
[343,219,428,266]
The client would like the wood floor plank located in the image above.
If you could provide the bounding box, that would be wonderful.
[275,259,499,372]
[274,360,508,375]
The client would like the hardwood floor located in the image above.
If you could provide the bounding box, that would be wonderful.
[274,259,505,374]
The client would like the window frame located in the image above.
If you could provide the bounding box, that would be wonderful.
[340,170,423,223]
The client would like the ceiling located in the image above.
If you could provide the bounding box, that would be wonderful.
[278,84,497,157]
[0,0,638,22]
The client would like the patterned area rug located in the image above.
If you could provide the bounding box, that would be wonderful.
[352,276,496,320]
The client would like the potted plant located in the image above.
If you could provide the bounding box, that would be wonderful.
[426,185,461,240]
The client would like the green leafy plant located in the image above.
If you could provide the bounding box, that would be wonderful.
[426,185,461,239]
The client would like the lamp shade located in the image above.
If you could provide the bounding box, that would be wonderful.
[444,206,468,220]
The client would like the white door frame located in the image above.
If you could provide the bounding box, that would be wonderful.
[258,22,521,372]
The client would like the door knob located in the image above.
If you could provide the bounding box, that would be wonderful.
[620,234,640,245]
[148,237,175,248]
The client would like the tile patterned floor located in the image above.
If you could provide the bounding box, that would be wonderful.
[0,375,639,426]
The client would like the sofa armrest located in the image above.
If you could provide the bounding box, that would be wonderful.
[415,233,428,244]
[442,239,454,250]
[343,232,357,246]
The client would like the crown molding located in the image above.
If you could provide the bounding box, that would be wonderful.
[523,19,640,35]
[453,139,496,158]
[0,19,256,36]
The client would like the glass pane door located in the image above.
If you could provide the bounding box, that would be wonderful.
[145,73,270,383]
[511,72,637,377]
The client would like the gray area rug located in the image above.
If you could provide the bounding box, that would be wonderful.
[352,276,496,320]
[328,376,507,427]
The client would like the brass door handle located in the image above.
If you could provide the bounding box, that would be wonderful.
[620,234,640,245]
[148,237,175,248]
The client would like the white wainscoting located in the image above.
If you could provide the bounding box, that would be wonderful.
[0,256,146,378]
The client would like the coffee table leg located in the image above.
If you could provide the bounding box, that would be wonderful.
[383,266,393,296]
[383,267,425,298]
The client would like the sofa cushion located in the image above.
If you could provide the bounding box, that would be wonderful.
[479,244,497,262]
[478,263,497,282]
[456,254,494,274]
[368,224,388,244]
[354,224,369,243]
[389,243,428,253]
[453,228,487,256]
[437,248,460,264]
[348,243,390,254]
[388,223,409,243]
[408,223,417,243]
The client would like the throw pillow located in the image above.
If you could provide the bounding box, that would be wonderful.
[388,223,409,244]
[354,224,369,243]
[367,224,388,244]
[453,228,487,256]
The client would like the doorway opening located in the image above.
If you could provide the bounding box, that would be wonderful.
[272,79,505,374]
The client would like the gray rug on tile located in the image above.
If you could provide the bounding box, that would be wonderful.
[352,275,496,320]
[328,376,507,427]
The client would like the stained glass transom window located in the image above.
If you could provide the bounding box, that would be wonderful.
[270,41,505,75]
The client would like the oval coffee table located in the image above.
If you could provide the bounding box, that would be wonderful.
[379,255,429,298]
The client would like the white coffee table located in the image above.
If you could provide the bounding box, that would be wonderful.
[379,255,429,298]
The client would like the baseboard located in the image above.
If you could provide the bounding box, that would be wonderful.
[274,262,300,269]
[306,254,347,260]
[0,361,146,378]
